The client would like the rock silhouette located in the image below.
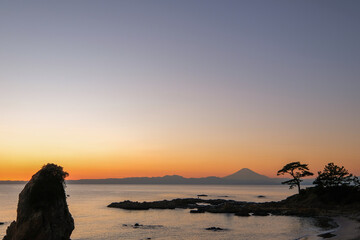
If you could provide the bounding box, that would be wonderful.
[3,164,74,240]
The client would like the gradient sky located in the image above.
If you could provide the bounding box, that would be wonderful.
[0,1,359,180]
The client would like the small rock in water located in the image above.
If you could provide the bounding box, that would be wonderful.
[197,194,208,197]
[133,223,143,228]
[190,209,205,213]
[0,222,4,225]
[252,210,269,216]
[235,210,250,217]
[318,232,336,238]
[206,227,225,231]
[257,195,266,198]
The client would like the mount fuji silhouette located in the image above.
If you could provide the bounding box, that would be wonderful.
[223,168,273,183]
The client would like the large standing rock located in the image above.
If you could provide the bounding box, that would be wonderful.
[3,164,74,240]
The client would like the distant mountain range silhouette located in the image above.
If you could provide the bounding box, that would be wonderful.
[0,168,314,185]
[66,168,314,185]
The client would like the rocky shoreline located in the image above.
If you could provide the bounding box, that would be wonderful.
[107,196,358,218]
[107,197,348,238]
[108,187,360,239]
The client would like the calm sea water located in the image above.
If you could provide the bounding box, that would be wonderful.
[0,184,325,240]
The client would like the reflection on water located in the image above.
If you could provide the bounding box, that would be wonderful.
[0,184,323,240]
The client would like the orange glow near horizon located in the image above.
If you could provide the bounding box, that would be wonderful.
[1,143,359,181]
[1,115,359,180]
[1,119,360,181]
[1,117,359,181]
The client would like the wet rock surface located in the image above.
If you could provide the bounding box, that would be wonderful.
[3,164,74,240]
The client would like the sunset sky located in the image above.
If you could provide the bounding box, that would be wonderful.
[0,1,359,180]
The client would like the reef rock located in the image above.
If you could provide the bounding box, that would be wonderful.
[3,164,74,240]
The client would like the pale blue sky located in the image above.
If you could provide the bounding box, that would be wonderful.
[0,1,359,177]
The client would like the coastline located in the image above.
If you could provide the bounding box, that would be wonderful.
[108,194,360,240]
[329,217,360,240]
[3,183,360,239]
[312,216,360,240]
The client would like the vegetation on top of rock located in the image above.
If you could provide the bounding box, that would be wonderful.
[29,163,69,208]
[40,163,68,181]
[313,162,359,188]
[277,161,314,194]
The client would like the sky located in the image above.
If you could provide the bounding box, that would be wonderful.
[0,1,359,180]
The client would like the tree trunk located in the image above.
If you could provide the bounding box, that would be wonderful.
[297,183,301,194]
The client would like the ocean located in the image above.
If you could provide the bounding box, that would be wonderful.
[0,184,326,240]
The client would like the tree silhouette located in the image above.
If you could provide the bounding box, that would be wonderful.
[314,162,357,188]
[277,161,313,194]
